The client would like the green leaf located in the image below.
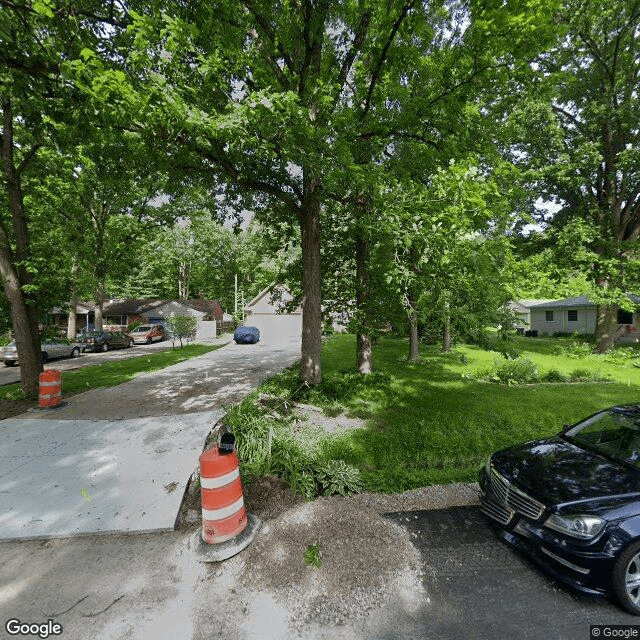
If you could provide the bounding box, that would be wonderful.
[32,0,55,18]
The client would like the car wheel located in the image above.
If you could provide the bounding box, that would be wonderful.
[613,540,640,615]
[3,361,15,367]
[146,337,152,344]
[101,343,108,352]
[128,339,134,348]
[71,347,80,358]
[41,352,48,364]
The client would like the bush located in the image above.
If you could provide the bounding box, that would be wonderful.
[541,368,569,383]
[492,357,539,385]
[569,368,591,381]
[265,367,391,406]
[604,347,640,364]
[555,341,593,359]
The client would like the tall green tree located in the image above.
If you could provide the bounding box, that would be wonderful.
[109,0,556,383]
[0,0,132,394]
[507,0,640,351]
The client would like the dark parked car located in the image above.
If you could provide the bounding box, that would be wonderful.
[479,404,640,614]
[78,330,133,352]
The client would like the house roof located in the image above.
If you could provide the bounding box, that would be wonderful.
[103,299,167,315]
[246,284,300,311]
[528,294,640,310]
[179,299,223,319]
[51,301,94,315]
[509,300,553,313]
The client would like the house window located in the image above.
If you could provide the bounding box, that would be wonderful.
[567,310,578,322]
[545,310,554,322]
[618,309,634,324]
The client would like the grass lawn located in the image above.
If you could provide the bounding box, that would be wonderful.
[1,343,223,401]
[243,334,640,495]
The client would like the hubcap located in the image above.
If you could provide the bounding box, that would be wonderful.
[626,553,640,604]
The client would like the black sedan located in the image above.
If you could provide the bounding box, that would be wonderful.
[78,330,133,352]
[479,404,640,615]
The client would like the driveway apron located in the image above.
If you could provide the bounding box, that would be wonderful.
[0,340,300,540]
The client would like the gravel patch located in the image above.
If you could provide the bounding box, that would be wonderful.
[194,483,479,639]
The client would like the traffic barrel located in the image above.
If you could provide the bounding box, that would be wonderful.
[190,438,261,562]
[38,370,61,408]
[200,445,248,544]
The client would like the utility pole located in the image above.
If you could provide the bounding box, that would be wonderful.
[234,274,238,315]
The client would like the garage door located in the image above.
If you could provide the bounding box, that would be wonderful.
[250,314,301,344]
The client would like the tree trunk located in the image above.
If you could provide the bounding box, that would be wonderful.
[94,280,105,331]
[355,219,372,373]
[0,95,43,396]
[67,298,78,340]
[178,260,190,299]
[299,171,322,385]
[408,292,420,362]
[67,257,79,339]
[0,258,43,396]
[442,298,451,353]
[594,304,617,353]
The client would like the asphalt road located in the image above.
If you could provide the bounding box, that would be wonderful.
[384,506,638,640]
[0,339,188,386]
[2,506,638,640]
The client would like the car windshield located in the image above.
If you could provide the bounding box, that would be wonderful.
[83,331,103,337]
[132,326,152,333]
[565,408,640,466]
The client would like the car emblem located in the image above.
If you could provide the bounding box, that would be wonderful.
[512,467,520,480]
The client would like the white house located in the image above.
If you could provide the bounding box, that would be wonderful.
[244,284,302,344]
[508,300,553,331]
[527,295,640,338]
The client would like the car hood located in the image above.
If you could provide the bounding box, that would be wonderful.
[492,437,640,510]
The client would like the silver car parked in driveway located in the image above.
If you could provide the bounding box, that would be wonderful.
[0,339,83,366]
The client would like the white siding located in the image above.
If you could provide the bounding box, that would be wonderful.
[530,308,596,335]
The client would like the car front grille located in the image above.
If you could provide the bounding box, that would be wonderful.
[480,495,514,525]
[485,466,546,521]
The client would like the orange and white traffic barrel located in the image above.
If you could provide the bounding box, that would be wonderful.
[190,439,261,562]
[200,445,248,544]
[38,370,61,408]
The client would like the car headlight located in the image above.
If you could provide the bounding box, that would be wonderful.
[544,513,605,540]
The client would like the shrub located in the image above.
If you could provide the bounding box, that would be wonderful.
[492,357,539,385]
[556,341,593,359]
[568,368,612,382]
[569,368,591,381]
[541,368,569,383]
[604,347,640,364]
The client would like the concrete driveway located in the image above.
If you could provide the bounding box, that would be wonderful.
[0,339,301,540]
